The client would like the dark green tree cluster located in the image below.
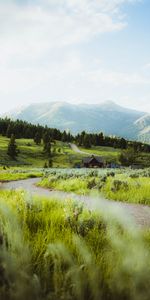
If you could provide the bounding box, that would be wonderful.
[75,131,150,153]
[0,117,149,154]
[119,148,138,166]
[7,134,19,159]
[43,132,51,157]
[0,118,73,143]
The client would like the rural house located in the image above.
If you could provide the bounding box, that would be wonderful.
[82,155,105,168]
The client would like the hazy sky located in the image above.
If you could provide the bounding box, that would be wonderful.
[0,0,150,113]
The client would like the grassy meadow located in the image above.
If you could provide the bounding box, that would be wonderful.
[1,134,150,168]
[0,167,43,181]
[79,145,120,161]
[1,135,150,299]
[39,168,150,205]
[0,135,93,168]
[1,189,150,299]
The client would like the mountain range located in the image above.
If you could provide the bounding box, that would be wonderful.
[2,101,150,143]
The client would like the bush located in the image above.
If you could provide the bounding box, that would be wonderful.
[87,178,97,189]
[107,171,115,177]
[111,180,129,192]
[129,173,140,178]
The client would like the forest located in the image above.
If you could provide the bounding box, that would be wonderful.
[0,117,150,152]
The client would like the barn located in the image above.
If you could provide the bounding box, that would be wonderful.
[82,155,105,168]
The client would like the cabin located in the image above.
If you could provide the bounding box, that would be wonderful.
[82,155,105,168]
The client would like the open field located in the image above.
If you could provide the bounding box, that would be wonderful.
[39,168,150,205]
[0,168,43,181]
[1,135,150,168]
[79,145,150,167]
[1,189,150,299]
[0,135,85,168]
[0,165,150,205]
[79,145,120,161]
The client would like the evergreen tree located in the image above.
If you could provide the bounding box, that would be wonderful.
[98,132,104,146]
[43,141,51,157]
[120,138,127,149]
[62,131,67,142]
[83,134,91,148]
[6,124,12,138]
[43,162,48,168]
[34,132,41,145]
[43,132,50,148]
[48,157,53,167]
[7,134,18,159]
[119,148,137,166]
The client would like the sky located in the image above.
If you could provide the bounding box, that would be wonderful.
[0,0,150,113]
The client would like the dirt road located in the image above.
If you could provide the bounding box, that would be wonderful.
[1,178,150,229]
[69,143,94,155]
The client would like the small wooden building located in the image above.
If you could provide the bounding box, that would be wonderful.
[82,155,105,168]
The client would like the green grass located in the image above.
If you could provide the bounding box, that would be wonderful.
[1,190,150,299]
[38,168,150,205]
[0,168,43,181]
[79,145,120,161]
[80,145,150,167]
[102,175,150,205]
[0,136,86,168]
[39,175,89,194]
[1,135,150,168]
[0,135,45,167]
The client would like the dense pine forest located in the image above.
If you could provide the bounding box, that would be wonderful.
[0,117,150,153]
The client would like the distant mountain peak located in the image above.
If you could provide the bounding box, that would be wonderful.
[101,100,116,106]
[2,100,149,142]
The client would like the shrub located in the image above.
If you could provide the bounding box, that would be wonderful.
[87,178,97,189]
[111,180,129,192]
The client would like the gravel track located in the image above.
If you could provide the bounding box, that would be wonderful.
[1,178,150,229]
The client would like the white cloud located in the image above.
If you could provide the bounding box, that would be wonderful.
[0,0,135,67]
[0,0,147,113]
[85,69,150,86]
[144,63,150,70]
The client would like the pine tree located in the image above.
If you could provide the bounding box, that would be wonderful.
[43,141,51,157]
[7,134,18,159]
[6,124,12,138]
[48,158,53,167]
[62,131,67,142]
[119,148,136,166]
[83,134,91,148]
[34,132,41,145]
[120,138,127,149]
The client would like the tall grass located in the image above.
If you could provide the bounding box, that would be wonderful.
[0,190,150,299]
[0,168,43,181]
[103,176,150,204]
[39,168,150,204]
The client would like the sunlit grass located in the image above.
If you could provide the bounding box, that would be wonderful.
[0,168,43,181]
[39,168,150,205]
[0,190,150,299]
[0,135,85,167]
[103,176,150,205]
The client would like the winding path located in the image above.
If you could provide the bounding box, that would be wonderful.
[69,143,94,155]
[1,178,150,229]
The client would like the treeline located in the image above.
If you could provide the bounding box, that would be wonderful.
[0,118,73,142]
[75,131,150,152]
[0,118,150,153]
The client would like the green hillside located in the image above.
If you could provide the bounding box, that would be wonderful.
[0,135,121,168]
[0,135,150,168]
[0,135,85,168]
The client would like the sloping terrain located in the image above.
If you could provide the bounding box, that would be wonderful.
[3,100,147,141]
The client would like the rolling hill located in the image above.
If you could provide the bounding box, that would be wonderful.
[2,100,150,142]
